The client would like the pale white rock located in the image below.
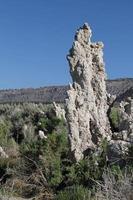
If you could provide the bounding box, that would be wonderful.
[23,124,28,131]
[107,93,116,106]
[38,130,47,139]
[53,102,66,121]
[0,146,8,158]
[66,23,111,161]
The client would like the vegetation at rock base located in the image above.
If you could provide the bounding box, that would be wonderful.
[109,107,120,131]
[0,103,132,200]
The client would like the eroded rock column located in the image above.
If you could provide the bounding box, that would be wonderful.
[66,23,111,161]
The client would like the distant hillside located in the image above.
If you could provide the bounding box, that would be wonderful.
[0,78,133,104]
[106,78,133,96]
[0,86,69,104]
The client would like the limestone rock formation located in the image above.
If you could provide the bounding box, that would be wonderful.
[66,23,111,161]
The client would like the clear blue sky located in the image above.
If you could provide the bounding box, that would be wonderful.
[0,0,133,89]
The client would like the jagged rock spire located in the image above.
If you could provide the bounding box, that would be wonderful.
[66,23,111,161]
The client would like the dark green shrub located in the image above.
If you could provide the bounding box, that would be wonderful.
[56,185,91,200]
[19,119,69,188]
[40,130,68,187]
[20,139,41,159]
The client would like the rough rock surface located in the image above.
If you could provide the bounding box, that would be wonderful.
[66,23,111,161]
[108,88,133,161]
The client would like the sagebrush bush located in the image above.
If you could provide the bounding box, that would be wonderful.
[96,168,133,200]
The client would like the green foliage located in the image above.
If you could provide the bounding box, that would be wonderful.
[38,117,48,130]
[0,121,10,146]
[56,185,91,200]
[48,156,62,186]
[110,165,123,180]
[19,112,68,188]
[36,114,61,133]
[20,139,40,160]
[0,121,17,162]
[66,159,89,185]
[0,121,19,169]
[109,107,120,130]
[40,130,68,187]
[65,139,109,187]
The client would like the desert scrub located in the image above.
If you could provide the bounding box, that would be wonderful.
[19,115,68,188]
[56,185,91,200]
[38,129,69,187]
[19,135,67,188]
[34,108,61,133]
[95,168,133,200]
